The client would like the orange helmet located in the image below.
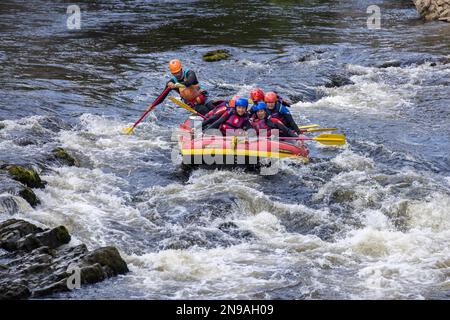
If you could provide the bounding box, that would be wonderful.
[250,88,265,102]
[264,92,278,103]
[169,59,182,74]
[229,95,239,108]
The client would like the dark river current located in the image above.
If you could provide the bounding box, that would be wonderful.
[0,0,449,299]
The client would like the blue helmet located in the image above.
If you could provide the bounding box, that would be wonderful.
[253,102,267,112]
[235,98,249,108]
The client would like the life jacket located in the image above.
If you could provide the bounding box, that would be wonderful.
[221,111,249,132]
[173,68,206,106]
[251,118,269,133]
[267,102,289,123]
[205,104,228,119]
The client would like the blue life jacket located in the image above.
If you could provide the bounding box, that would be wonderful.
[267,102,290,119]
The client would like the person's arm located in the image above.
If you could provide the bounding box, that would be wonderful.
[269,118,298,137]
[201,107,226,129]
[281,110,301,134]
[205,110,231,130]
[152,84,174,107]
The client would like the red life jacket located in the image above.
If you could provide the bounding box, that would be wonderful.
[252,118,268,132]
[221,112,248,132]
[205,105,228,119]
[173,69,206,106]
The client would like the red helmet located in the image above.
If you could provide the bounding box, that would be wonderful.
[229,95,239,108]
[250,88,265,102]
[264,92,278,103]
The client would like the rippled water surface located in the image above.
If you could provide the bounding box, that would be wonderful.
[0,0,449,299]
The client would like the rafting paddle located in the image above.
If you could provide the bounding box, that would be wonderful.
[122,86,171,135]
[168,96,207,119]
[299,124,320,129]
[301,127,337,133]
[280,133,346,146]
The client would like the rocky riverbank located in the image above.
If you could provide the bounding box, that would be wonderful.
[0,151,129,300]
[414,0,450,22]
[0,219,128,299]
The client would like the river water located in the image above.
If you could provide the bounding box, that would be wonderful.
[0,0,449,299]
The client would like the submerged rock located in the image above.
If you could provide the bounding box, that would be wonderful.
[0,219,129,299]
[376,60,401,68]
[203,49,231,62]
[0,173,41,210]
[325,74,354,88]
[51,148,79,167]
[329,189,357,203]
[298,53,318,62]
[413,0,450,22]
[0,123,5,130]
[5,165,45,189]
[18,187,41,207]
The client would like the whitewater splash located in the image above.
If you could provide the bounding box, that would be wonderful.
[1,53,449,299]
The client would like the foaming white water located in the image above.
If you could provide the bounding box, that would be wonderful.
[0,115,50,132]
[123,209,326,299]
[0,193,32,215]
[6,111,448,299]
[58,113,172,169]
[13,113,168,249]
[293,62,449,115]
[337,195,450,299]
[332,149,375,171]
[24,166,155,249]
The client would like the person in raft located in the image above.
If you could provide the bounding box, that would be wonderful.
[201,95,239,129]
[249,88,265,109]
[264,92,301,134]
[251,102,298,137]
[156,59,214,115]
[202,97,252,135]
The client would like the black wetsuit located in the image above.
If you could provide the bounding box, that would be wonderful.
[156,69,213,115]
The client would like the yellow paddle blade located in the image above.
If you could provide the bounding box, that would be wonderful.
[122,126,134,135]
[299,124,320,129]
[306,127,337,133]
[312,133,346,146]
[168,96,198,115]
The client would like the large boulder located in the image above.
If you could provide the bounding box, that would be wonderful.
[5,165,45,189]
[413,0,450,22]
[0,219,129,299]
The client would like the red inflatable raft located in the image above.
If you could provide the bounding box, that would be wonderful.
[177,117,309,166]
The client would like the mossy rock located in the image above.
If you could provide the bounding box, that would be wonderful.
[18,187,41,207]
[52,148,78,167]
[83,247,129,276]
[329,189,356,203]
[36,226,71,249]
[203,49,231,62]
[7,165,45,189]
